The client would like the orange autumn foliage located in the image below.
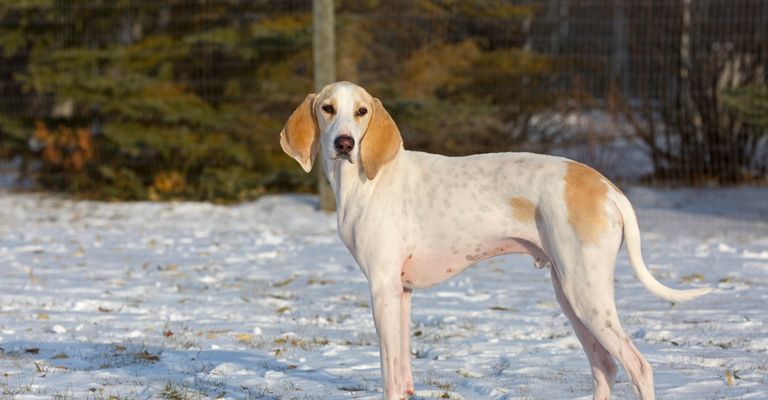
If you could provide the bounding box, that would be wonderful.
[34,120,94,172]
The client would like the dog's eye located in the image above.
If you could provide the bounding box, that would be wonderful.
[356,107,368,117]
[322,104,335,114]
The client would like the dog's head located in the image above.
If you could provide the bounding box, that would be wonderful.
[279,81,402,180]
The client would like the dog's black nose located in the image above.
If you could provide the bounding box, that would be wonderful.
[334,135,355,155]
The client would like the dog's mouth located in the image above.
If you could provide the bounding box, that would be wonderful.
[332,153,355,164]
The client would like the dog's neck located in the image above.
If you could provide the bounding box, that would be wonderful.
[321,147,405,222]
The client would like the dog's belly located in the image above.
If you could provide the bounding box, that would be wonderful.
[400,238,540,289]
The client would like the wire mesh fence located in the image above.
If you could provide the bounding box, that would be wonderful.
[0,0,766,202]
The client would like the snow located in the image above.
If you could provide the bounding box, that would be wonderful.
[0,187,766,399]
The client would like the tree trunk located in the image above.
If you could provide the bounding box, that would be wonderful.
[313,0,336,211]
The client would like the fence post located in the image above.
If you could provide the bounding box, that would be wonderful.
[611,0,629,94]
[313,0,336,212]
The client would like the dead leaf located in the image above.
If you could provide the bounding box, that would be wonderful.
[272,277,294,287]
[456,368,482,378]
[725,368,734,387]
[489,306,518,312]
[307,278,334,286]
[28,268,38,285]
[234,333,253,343]
[268,293,295,300]
[159,264,178,271]
[681,273,705,283]
[536,300,557,308]
[205,328,231,340]
[136,350,159,362]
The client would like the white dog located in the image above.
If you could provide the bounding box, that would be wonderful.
[279,81,711,400]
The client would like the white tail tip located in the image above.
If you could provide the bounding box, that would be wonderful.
[661,286,714,303]
[680,287,714,300]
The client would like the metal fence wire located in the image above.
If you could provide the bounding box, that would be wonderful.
[0,0,766,201]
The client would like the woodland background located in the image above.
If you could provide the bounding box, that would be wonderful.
[0,0,766,202]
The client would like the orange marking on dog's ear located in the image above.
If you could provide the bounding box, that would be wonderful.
[564,162,613,244]
[509,197,536,223]
[279,94,318,173]
[360,98,402,180]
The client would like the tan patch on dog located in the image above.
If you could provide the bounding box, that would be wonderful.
[279,94,318,172]
[564,162,611,244]
[360,98,402,180]
[509,197,536,223]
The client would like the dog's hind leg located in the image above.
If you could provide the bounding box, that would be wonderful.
[551,268,618,400]
[551,244,655,399]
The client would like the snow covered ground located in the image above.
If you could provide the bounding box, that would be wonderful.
[0,186,766,399]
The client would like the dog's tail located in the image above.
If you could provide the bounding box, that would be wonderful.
[609,189,713,302]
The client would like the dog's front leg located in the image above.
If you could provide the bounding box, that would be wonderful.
[369,275,405,399]
[401,288,414,395]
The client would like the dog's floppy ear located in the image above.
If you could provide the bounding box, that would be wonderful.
[280,94,318,173]
[360,98,403,180]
